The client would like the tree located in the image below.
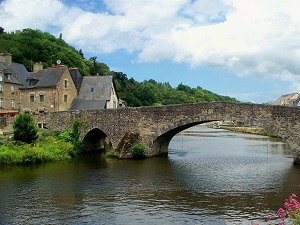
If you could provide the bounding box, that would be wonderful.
[78,49,84,58]
[13,113,38,144]
[0,27,4,34]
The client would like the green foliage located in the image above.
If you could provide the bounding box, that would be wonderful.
[113,72,239,107]
[0,29,90,75]
[0,135,75,165]
[131,142,146,159]
[57,120,84,153]
[105,150,120,158]
[13,113,38,144]
[0,28,239,107]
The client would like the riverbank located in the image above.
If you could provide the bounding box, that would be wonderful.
[0,132,79,165]
[220,126,280,137]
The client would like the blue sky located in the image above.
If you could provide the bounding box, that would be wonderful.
[1,0,300,103]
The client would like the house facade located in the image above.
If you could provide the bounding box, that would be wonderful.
[273,93,300,106]
[70,75,119,110]
[0,53,121,121]
[0,53,22,125]
[20,65,77,113]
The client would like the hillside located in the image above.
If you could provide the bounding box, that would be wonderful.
[0,28,238,106]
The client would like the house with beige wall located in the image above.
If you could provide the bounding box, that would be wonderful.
[20,65,77,113]
[70,75,119,110]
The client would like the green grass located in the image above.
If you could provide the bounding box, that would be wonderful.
[0,135,76,165]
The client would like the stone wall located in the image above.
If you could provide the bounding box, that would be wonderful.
[33,102,300,158]
[20,69,77,113]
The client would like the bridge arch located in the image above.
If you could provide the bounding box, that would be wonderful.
[152,120,218,155]
[33,102,300,162]
[82,128,110,152]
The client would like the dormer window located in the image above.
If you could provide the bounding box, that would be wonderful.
[27,79,37,87]
[7,74,11,79]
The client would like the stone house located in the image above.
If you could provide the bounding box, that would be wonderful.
[273,93,300,106]
[20,64,77,114]
[0,53,23,125]
[70,75,119,110]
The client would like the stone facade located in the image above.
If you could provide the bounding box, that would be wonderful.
[33,102,300,161]
[0,53,22,124]
[20,67,77,113]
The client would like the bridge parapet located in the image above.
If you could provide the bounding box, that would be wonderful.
[33,102,300,162]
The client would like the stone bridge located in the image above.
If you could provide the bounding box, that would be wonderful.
[34,102,300,161]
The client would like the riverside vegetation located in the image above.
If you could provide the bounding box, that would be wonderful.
[0,113,83,165]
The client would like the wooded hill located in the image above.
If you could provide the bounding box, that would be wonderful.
[0,28,238,106]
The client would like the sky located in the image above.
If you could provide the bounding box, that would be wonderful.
[1,0,300,103]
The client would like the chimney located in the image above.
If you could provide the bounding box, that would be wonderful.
[0,53,12,66]
[33,62,43,73]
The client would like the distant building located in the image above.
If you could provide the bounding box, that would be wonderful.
[0,52,121,120]
[20,64,77,113]
[70,75,119,110]
[0,53,22,125]
[273,93,300,106]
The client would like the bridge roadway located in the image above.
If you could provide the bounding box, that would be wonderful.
[34,102,300,162]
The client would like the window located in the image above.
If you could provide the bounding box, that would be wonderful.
[64,80,68,88]
[64,95,68,103]
[39,94,44,103]
[0,75,2,81]
[7,74,11,79]
[0,98,3,108]
[11,99,15,108]
[11,85,15,93]
[0,84,2,92]
[38,108,45,113]
[30,94,35,103]
[91,87,94,92]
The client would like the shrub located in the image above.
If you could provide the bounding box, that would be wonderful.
[131,142,146,159]
[13,113,38,144]
[105,150,120,158]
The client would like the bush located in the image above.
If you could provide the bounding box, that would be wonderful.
[131,142,146,159]
[105,150,120,158]
[57,120,84,154]
[0,135,75,165]
[13,113,38,144]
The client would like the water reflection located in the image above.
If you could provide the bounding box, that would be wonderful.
[0,127,299,225]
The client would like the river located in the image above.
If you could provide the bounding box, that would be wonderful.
[0,126,299,225]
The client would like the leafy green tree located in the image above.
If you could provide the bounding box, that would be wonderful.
[0,27,4,34]
[13,113,38,144]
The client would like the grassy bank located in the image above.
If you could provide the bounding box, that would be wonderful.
[220,126,279,137]
[0,134,78,165]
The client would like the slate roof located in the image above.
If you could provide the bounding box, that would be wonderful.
[21,66,68,89]
[77,76,113,100]
[10,62,30,86]
[69,68,83,94]
[69,75,114,110]
[69,99,107,110]
[0,62,22,85]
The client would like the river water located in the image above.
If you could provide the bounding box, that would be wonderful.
[0,126,299,225]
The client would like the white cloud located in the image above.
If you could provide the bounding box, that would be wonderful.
[1,0,300,90]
